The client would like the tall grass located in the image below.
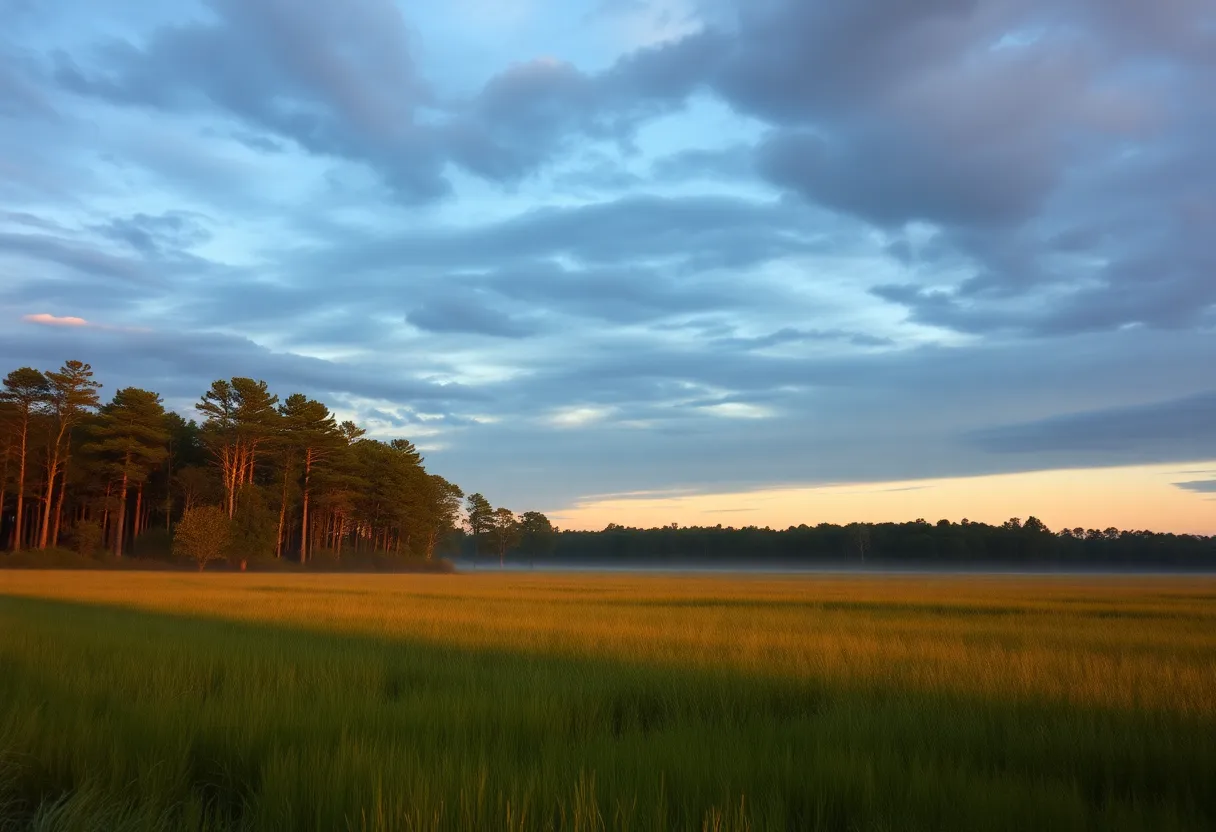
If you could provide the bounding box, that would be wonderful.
[1,572,1214,830]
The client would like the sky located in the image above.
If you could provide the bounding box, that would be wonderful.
[1,0,1214,533]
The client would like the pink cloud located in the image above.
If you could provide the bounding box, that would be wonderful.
[23,313,90,327]
[20,313,150,333]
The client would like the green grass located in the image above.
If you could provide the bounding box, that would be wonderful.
[1,572,1214,830]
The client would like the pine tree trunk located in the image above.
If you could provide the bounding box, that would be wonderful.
[101,481,112,547]
[38,425,68,549]
[114,469,129,558]
[13,415,29,551]
[165,446,172,532]
[133,484,144,543]
[38,465,56,550]
[24,502,36,549]
[299,451,311,564]
[276,464,290,558]
[224,446,237,519]
[51,454,69,549]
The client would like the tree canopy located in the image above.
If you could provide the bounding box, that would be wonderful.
[0,359,515,568]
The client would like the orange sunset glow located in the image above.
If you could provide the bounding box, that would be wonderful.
[553,461,1216,535]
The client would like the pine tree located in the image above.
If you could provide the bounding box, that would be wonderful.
[1,368,50,550]
[419,475,463,560]
[465,493,493,558]
[278,394,343,563]
[87,388,170,557]
[39,360,102,549]
[197,378,278,518]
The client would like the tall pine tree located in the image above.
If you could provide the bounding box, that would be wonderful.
[39,360,102,549]
[1,368,50,550]
[279,394,342,563]
[88,388,170,557]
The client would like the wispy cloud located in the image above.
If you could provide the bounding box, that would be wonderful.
[22,313,89,327]
[21,313,149,333]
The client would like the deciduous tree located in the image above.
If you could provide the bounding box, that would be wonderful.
[174,505,231,571]
[518,511,557,563]
[490,507,519,566]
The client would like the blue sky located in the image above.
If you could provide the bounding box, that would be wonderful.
[2,0,1214,529]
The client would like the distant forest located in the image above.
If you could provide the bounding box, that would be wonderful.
[544,520,1216,570]
[3,360,1213,571]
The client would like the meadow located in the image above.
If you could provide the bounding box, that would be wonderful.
[0,570,1213,831]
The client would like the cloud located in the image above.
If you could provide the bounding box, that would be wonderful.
[52,0,446,201]
[95,212,211,256]
[972,392,1216,456]
[21,312,150,333]
[3,0,1215,520]
[406,294,542,339]
[1175,480,1216,494]
[23,313,89,327]
[712,327,894,351]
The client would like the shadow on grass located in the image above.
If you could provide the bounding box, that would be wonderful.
[0,595,1213,831]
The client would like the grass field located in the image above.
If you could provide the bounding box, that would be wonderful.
[1,571,1213,831]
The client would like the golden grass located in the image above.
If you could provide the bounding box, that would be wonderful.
[3,569,1213,714]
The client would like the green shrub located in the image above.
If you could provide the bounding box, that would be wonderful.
[173,505,232,571]
[67,520,103,558]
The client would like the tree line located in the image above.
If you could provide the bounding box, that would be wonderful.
[4,360,1210,571]
[0,359,533,569]
[545,518,1216,569]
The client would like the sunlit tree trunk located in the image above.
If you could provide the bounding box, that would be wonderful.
[298,449,313,563]
[276,465,289,558]
[113,465,129,558]
[51,455,69,548]
[38,423,70,549]
[133,483,144,541]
